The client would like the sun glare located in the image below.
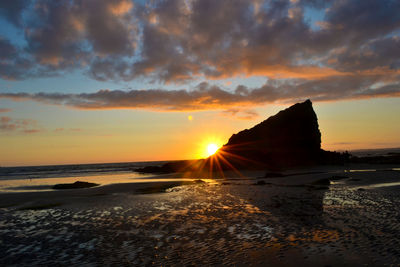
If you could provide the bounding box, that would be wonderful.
[207,143,220,156]
[197,136,224,158]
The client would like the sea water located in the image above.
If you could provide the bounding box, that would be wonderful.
[0,161,176,192]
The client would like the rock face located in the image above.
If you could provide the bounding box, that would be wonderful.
[215,99,322,169]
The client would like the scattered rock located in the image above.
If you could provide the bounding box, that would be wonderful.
[52,181,99,190]
[135,160,200,173]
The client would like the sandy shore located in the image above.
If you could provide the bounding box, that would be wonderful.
[1,164,400,266]
[0,180,201,210]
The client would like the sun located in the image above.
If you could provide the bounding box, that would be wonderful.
[197,136,224,158]
[206,143,220,156]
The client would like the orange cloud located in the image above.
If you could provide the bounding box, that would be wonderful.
[23,129,41,134]
[0,116,42,133]
[2,74,399,113]
[243,65,351,80]
[108,0,133,15]
[70,16,85,32]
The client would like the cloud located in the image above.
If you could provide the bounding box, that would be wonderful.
[70,128,82,132]
[326,36,400,72]
[220,109,260,120]
[123,0,400,82]
[0,116,41,134]
[0,0,28,26]
[24,0,136,68]
[53,128,82,132]
[0,38,17,60]
[0,38,35,80]
[0,116,16,131]
[23,129,41,134]
[0,0,398,88]
[0,0,137,80]
[1,75,399,112]
[0,0,399,114]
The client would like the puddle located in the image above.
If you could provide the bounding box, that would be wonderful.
[345,169,376,173]
[367,181,400,188]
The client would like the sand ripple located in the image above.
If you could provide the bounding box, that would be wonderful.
[1,179,400,266]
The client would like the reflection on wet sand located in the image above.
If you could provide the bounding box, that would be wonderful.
[224,182,327,224]
[1,170,400,266]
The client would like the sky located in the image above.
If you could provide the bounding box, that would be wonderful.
[0,0,400,166]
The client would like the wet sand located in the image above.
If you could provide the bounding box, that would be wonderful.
[1,165,400,266]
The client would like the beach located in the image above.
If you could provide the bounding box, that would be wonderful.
[1,0,400,265]
[1,164,400,266]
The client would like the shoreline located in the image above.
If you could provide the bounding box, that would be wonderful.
[0,180,199,210]
[1,163,399,210]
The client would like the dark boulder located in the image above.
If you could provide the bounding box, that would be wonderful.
[52,181,99,189]
[135,160,202,174]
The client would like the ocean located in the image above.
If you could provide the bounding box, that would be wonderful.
[0,161,174,192]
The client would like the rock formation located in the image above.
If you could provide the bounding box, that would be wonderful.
[53,181,99,189]
[136,99,347,174]
[213,99,323,169]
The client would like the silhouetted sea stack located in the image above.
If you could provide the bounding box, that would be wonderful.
[218,100,320,167]
[136,100,348,174]
[212,99,335,169]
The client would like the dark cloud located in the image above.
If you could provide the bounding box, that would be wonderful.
[89,58,131,81]
[324,0,400,45]
[0,0,137,80]
[0,37,57,80]
[100,0,400,82]
[0,39,33,80]
[24,1,88,68]
[0,0,399,104]
[0,0,28,26]
[24,0,136,68]
[83,0,136,56]
[327,36,400,72]
[0,38,17,59]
